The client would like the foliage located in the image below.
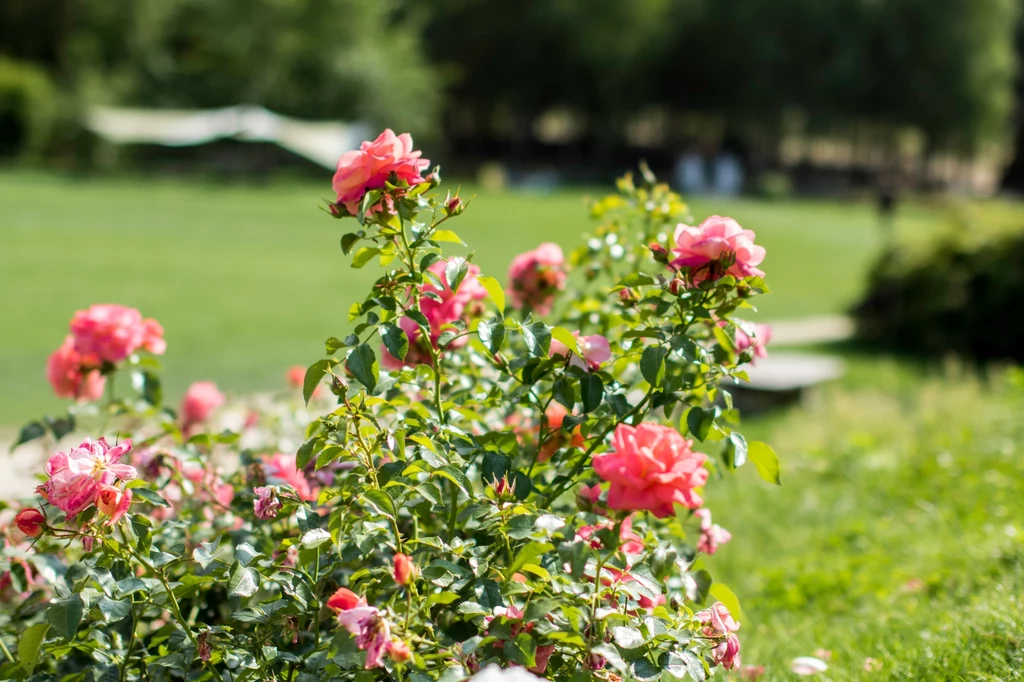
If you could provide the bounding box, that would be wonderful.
[0,58,58,159]
[853,206,1024,362]
[1,135,777,681]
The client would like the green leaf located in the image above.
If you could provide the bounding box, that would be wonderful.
[478,318,506,354]
[446,257,470,293]
[351,247,380,268]
[580,374,604,413]
[434,465,473,495]
[660,650,705,681]
[381,322,409,361]
[44,414,76,440]
[685,406,715,442]
[640,346,667,387]
[749,441,782,485]
[228,561,260,598]
[12,421,45,451]
[550,327,580,354]
[503,633,537,668]
[726,432,748,468]
[18,622,49,675]
[303,359,331,405]
[193,542,221,569]
[633,657,662,681]
[612,626,645,649]
[47,595,83,641]
[552,376,575,409]
[97,597,132,624]
[130,370,162,406]
[346,344,379,392]
[476,275,506,313]
[300,528,332,549]
[296,436,321,470]
[432,229,464,244]
[522,322,552,357]
[481,452,511,486]
[133,487,170,507]
[340,232,362,254]
[361,489,397,519]
[709,583,742,624]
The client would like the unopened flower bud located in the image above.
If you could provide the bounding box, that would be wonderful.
[649,242,669,264]
[493,475,516,499]
[426,169,442,188]
[668,278,685,295]
[14,508,45,537]
[389,639,413,663]
[618,288,637,305]
[446,196,463,217]
[393,553,416,586]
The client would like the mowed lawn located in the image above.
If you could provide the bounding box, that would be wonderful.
[1,170,935,425]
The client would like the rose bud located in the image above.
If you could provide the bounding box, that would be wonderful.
[446,196,464,217]
[393,553,416,586]
[389,639,413,663]
[14,508,45,537]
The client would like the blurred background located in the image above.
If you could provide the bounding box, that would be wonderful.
[3,0,1024,677]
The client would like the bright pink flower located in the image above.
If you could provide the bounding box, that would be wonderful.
[709,633,741,670]
[382,261,487,368]
[576,516,645,555]
[46,336,107,402]
[332,130,429,216]
[14,509,45,537]
[38,438,136,518]
[733,322,771,363]
[696,602,740,637]
[538,402,585,462]
[331,590,390,670]
[593,423,708,517]
[263,453,316,501]
[550,331,611,371]
[253,486,281,519]
[671,216,765,282]
[180,381,225,428]
[96,486,132,525]
[393,553,415,586]
[579,484,603,503]
[507,242,567,315]
[327,587,364,612]
[69,304,165,365]
[695,508,732,555]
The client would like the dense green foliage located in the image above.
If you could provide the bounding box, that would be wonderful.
[853,203,1024,361]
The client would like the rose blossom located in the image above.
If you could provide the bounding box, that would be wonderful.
[393,553,415,586]
[38,438,136,518]
[332,130,430,216]
[69,304,165,364]
[592,423,708,517]
[549,331,611,371]
[671,216,765,282]
[14,509,45,537]
[389,639,412,663]
[180,381,225,429]
[709,633,741,670]
[46,336,106,401]
[381,260,487,369]
[696,602,740,637]
[263,453,316,501]
[538,402,585,462]
[507,242,567,315]
[694,508,732,555]
[96,486,133,525]
[253,486,282,520]
[327,588,392,669]
[733,321,772,363]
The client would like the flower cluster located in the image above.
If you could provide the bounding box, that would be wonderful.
[332,129,430,216]
[671,215,766,284]
[37,437,136,520]
[507,242,567,315]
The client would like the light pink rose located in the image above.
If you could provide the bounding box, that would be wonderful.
[253,486,281,520]
[550,331,611,371]
[69,304,165,365]
[180,381,225,428]
[671,216,765,282]
[332,130,430,216]
[695,508,732,555]
[382,261,487,369]
[733,322,772,363]
[38,438,136,518]
[46,336,106,402]
[332,593,391,670]
[697,602,740,636]
[709,633,741,670]
[507,242,567,315]
[593,423,708,517]
[263,453,315,501]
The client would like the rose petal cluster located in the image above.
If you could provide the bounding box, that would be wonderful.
[37,438,137,519]
[46,336,107,402]
[69,303,166,365]
[332,130,430,216]
[327,588,405,669]
[734,322,772,363]
[382,260,487,369]
[697,602,741,670]
[593,423,708,517]
[549,331,611,371]
[507,242,567,315]
[695,508,732,555]
[180,381,225,430]
[671,216,765,283]
[253,486,282,520]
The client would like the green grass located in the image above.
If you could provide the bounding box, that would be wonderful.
[0,171,934,425]
[704,359,1024,680]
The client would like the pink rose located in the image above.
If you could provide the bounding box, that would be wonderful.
[253,486,281,520]
[332,130,429,216]
[263,453,316,501]
[46,336,106,402]
[389,639,412,663]
[733,322,772,363]
[671,216,765,283]
[14,509,45,537]
[694,508,732,555]
[96,486,133,525]
[38,438,136,518]
[330,589,391,670]
[507,242,567,315]
[69,304,165,365]
[550,331,611,371]
[180,381,225,428]
[393,553,415,586]
[709,634,741,670]
[593,423,708,517]
[696,602,740,637]
[382,261,487,369]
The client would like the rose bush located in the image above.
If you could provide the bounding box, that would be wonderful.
[1,138,779,682]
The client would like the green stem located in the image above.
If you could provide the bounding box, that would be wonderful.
[0,637,13,664]
[446,481,459,540]
[119,603,139,682]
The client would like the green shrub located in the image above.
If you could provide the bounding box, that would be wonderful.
[0,59,58,160]
[853,206,1024,362]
